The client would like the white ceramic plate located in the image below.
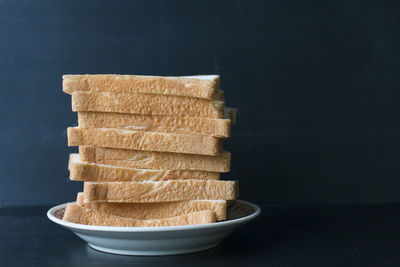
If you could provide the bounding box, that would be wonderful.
[47,200,260,256]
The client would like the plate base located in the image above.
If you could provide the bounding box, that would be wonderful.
[88,242,221,256]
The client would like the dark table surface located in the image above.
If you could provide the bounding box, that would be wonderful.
[1,202,400,267]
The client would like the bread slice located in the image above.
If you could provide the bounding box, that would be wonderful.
[72,91,224,119]
[68,127,222,155]
[83,180,239,203]
[79,146,231,172]
[63,203,216,227]
[76,192,227,221]
[77,111,231,138]
[69,154,219,181]
[63,74,220,100]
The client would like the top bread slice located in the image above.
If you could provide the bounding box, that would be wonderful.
[72,91,224,119]
[63,74,220,100]
[63,203,216,227]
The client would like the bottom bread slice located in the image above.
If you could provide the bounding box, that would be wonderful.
[83,180,239,203]
[69,154,219,181]
[76,192,227,220]
[62,203,216,227]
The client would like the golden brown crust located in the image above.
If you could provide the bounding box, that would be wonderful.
[63,203,216,227]
[69,154,220,181]
[72,91,224,119]
[83,180,239,203]
[63,74,219,100]
[68,127,222,155]
[79,146,230,172]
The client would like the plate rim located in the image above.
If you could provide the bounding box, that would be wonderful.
[47,199,261,232]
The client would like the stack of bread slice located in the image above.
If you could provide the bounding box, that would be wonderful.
[61,75,239,227]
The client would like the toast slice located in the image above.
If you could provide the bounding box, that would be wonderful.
[63,203,216,227]
[72,91,224,119]
[83,180,239,203]
[77,111,231,138]
[69,154,219,181]
[68,127,222,155]
[79,147,230,172]
[76,192,227,221]
[63,74,220,100]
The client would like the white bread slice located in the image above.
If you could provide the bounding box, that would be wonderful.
[76,192,227,221]
[69,154,219,181]
[63,203,216,227]
[78,111,231,138]
[63,74,220,100]
[67,127,222,155]
[72,91,224,119]
[83,180,238,203]
[79,146,231,172]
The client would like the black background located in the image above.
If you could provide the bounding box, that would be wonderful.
[1,0,400,206]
